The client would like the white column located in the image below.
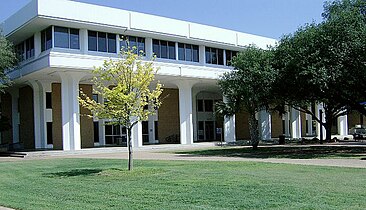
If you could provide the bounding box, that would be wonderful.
[199,45,205,65]
[28,81,46,149]
[148,115,156,144]
[316,103,326,140]
[290,108,302,139]
[8,89,20,144]
[177,81,194,144]
[337,115,348,136]
[80,29,88,54]
[34,32,41,58]
[58,72,85,151]
[131,121,143,147]
[223,97,236,143]
[145,38,153,59]
[258,110,271,140]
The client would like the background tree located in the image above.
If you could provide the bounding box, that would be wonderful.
[217,45,277,149]
[273,0,366,142]
[0,32,16,132]
[79,50,162,170]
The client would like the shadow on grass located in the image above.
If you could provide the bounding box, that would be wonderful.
[176,146,366,159]
[44,168,105,177]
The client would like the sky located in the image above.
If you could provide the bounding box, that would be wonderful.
[0,0,327,39]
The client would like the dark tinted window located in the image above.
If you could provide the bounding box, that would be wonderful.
[54,26,69,48]
[120,36,145,56]
[107,34,116,53]
[153,39,160,57]
[25,36,34,59]
[204,100,213,112]
[178,43,185,61]
[218,49,224,65]
[193,45,199,62]
[94,122,99,143]
[88,31,97,51]
[46,92,52,109]
[206,47,224,65]
[160,40,168,59]
[47,122,53,144]
[185,44,192,62]
[178,43,199,62]
[168,42,175,59]
[41,27,52,52]
[153,39,175,60]
[70,28,80,49]
[98,32,107,52]
[197,100,203,112]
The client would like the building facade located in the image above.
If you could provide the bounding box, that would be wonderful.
[0,0,357,151]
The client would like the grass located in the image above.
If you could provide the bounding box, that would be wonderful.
[175,145,366,159]
[0,159,366,209]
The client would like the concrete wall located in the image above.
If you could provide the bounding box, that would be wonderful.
[158,88,180,143]
[79,84,94,148]
[19,85,34,149]
[52,83,63,150]
[1,93,13,144]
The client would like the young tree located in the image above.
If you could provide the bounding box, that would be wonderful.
[273,0,366,142]
[217,45,277,149]
[0,33,16,132]
[79,50,163,170]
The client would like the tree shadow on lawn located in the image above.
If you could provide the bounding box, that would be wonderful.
[176,146,366,159]
[43,168,124,178]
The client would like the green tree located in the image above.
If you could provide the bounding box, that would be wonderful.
[0,32,16,132]
[274,0,366,142]
[79,50,163,170]
[217,45,277,149]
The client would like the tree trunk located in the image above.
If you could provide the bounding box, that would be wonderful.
[248,112,259,150]
[127,127,133,171]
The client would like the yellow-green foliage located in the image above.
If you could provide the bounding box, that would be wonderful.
[79,50,163,129]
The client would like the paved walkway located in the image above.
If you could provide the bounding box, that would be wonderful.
[1,143,366,168]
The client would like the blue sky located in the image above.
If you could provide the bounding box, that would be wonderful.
[0,0,326,39]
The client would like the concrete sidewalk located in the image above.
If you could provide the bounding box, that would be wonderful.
[1,143,366,168]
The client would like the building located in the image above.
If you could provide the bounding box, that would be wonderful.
[0,0,358,151]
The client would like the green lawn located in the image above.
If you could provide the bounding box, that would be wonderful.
[0,159,365,210]
[175,145,366,159]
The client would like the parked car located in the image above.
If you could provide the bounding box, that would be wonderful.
[349,126,366,140]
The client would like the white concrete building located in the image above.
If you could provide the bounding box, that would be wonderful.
[0,0,354,151]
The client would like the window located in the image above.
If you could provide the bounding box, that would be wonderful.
[98,32,107,52]
[94,122,99,143]
[88,31,116,53]
[205,47,224,65]
[46,122,53,144]
[92,94,98,102]
[25,36,35,59]
[88,31,97,51]
[70,28,80,49]
[15,36,34,61]
[15,42,25,62]
[178,43,199,62]
[46,92,52,109]
[204,100,214,112]
[54,26,80,49]
[120,35,145,56]
[225,50,238,66]
[54,26,69,48]
[152,39,176,60]
[41,26,52,52]
[197,100,204,112]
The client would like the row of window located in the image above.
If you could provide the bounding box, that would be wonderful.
[15,36,34,61]
[18,26,238,66]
